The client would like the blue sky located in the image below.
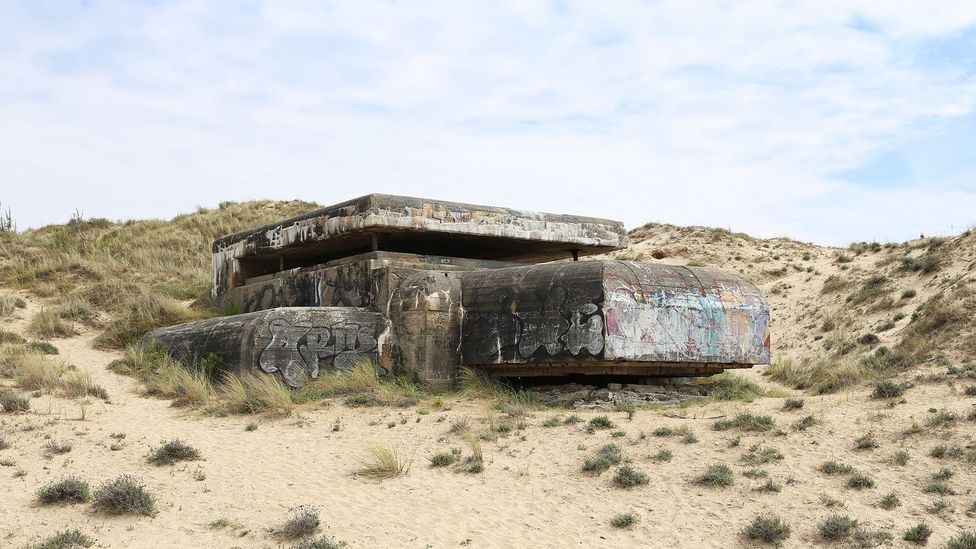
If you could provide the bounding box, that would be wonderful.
[2,1,975,245]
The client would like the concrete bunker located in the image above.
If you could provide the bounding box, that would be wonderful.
[144,194,770,388]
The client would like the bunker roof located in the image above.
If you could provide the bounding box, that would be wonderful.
[213,193,628,264]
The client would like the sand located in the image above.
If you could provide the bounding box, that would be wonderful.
[1,295,975,548]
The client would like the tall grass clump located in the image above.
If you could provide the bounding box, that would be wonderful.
[766,355,870,394]
[699,372,765,401]
[93,293,191,349]
[220,371,294,416]
[0,388,30,412]
[28,308,77,338]
[354,444,410,479]
[113,345,213,407]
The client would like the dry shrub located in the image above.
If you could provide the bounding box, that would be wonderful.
[14,353,65,392]
[93,475,157,516]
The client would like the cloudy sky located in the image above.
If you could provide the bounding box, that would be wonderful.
[2,1,975,245]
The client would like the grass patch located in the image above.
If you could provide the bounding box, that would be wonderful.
[147,439,201,465]
[588,415,615,430]
[743,513,791,543]
[742,447,783,466]
[43,440,73,456]
[853,432,878,450]
[893,450,909,466]
[37,476,92,505]
[355,444,410,479]
[29,308,77,339]
[294,536,347,549]
[699,372,765,401]
[651,449,673,462]
[922,481,955,495]
[712,412,775,432]
[946,531,976,549]
[693,464,733,487]
[792,415,819,431]
[429,449,460,468]
[93,475,157,516]
[879,492,900,509]
[220,371,293,416]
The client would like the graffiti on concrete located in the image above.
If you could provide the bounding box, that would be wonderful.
[259,319,379,387]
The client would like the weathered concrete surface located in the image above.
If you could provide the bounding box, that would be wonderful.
[212,194,627,296]
[141,307,386,387]
[460,261,770,374]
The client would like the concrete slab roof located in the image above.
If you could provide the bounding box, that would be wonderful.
[212,193,628,264]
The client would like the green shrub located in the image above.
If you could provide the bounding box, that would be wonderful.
[903,523,932,544]
[344,392,378,407]
[582,444,623,474]
[872,380,905,398]
[818,460,853,475]
[293,536,347,549]
[847,472,875,489]
[792,415,818,431]
[93,475,157,516]
[742,447,784,466]
[588,415,615,429]
[651,449,673,462]
[147,439,201,466]
[744,513,791,543]
[693,464,733,487]
[43,440,72,455]
[853,433,878,450]
[610,512,639,528]
[879,492,900,509]
[712,412,774,432]
[26,341,59,355]
[613,465,649,488]
[818,514,856,540]
[945,531,976,549]
[37,476,92,504]
[922,481,954,495]
[783,397,804,410]
[34,530,95,549]
[429,449,460,468]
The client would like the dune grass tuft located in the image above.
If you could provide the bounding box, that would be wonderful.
[0,389,30,412]
[272,504,320,540]
[693,464,733,487]
[355,444,410,479]
[610,512,640,529]
[37,476,92,505]
[34,530,95,549]
[744,513,791,543]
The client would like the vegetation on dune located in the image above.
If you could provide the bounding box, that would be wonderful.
[0,201,318,347]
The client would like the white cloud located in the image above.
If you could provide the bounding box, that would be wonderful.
[1,1,975,245]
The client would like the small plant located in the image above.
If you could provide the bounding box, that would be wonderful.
[43,440,73,456]
[932,467,954,481]
[893,450,909,466]
[355,444,410,479]
[610,512,639,529]
[652,426,674,437]
[245,422,258,431]
[0,389,29,412]
[879,492,900,509]
[818,514,856,540]
[820,495,844,508]
[27,341,59,355]
[563,414,582,425]
[853,432,878,450]
[693,464,733,487]
[651,449,672,462]
[847,472,875,489]
[929,498,951,514]
[872,380,905,398]
[743,513,791,543]
[93,475,157,516]
[743,468,768,479]
[582,444,623,474]
[34,530,95,549]
[588,415,615,430]
[783,397,804,410]
[928,409,960,427]
[147,439,201,465]
[429,449,460,468]
[613,465,649,488]
[37,476,92,504]
[680,431,698,444]
[272,504,320,540]
[903,523,932,544]
[294,536,347,549]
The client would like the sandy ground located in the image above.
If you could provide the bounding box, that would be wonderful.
[1,297,975,548]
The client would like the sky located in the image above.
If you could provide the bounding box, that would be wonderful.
[1,1,976,246]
